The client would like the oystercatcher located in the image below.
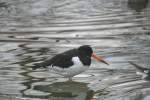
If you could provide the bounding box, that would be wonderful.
[33,45,109,80]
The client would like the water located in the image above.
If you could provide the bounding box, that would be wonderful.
[0,0,150,100]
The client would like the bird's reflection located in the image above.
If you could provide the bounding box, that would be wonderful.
[21,78,94,100]
[128,0,149,12]
[34,81,94,100]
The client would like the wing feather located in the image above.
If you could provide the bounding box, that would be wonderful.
[33,49,78,70]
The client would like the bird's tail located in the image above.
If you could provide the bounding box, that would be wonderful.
[32,63,46,70]
[32,59,52,70]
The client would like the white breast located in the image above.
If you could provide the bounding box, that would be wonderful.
[47,56,90,77]
[72,56,83,65]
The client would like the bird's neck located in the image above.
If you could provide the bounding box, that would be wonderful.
[78,55,91,66]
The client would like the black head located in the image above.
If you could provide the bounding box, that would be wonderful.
[77,45,109,66]
[78,45,93,57]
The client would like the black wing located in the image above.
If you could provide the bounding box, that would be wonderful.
[32,49,78,70]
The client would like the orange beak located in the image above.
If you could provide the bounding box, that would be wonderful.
[92,53,109,65]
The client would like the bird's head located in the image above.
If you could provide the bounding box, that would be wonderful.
[78,45,109,65]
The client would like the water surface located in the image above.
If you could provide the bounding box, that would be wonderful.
[0,0,150,100]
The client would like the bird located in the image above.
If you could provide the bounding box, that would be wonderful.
[129,61,150,80]
[32,45,109,80]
